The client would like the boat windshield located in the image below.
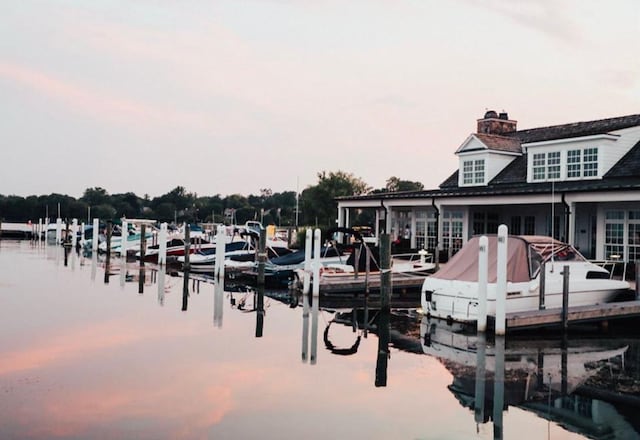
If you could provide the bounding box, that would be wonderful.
[526,238,586,278]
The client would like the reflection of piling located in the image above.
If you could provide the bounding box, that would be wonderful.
[310,294,319,364]
[182,270,190,311]
[157,268,166,306]
[493,335,505,440]
[213,278,224,328]
[256,286,264,337]
[121,220,128,256]
[380,234,391,310]
[301,292,309,362]
[374,308,390,387]
[138,266,145,294]
[474,332,487,424]
[562,265,569,331]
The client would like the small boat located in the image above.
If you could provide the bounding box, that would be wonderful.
[141,237,216,263]
[421,235,631,324]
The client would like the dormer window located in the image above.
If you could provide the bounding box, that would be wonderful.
[566,147,599,179]
[532,151,560,181]
[462,159,485,185]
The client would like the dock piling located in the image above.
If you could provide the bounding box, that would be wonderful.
[158,222,167,265]
[121,220,128,256]
[92,218,99,253]
[495,224,508,336]
[303,229,312,294]
[312,228,321,297]
[183,224,190,271]
[257,227,266,286]
[215,224,226,279]
[380,234,391,310]
[477,235,488,333]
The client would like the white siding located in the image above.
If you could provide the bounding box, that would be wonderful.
[525,126,640,183]
[458,151,517,186]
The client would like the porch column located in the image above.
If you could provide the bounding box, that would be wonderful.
[567,201,576,246]
[337,205,345,228]
[344,208,350,228]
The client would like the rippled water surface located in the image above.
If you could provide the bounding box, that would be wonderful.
[1,241,639,439]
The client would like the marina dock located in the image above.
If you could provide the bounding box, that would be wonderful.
[505,299,640,330]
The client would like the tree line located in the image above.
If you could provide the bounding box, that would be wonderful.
[0,172,424,229]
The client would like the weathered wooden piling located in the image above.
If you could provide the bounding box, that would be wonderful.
[104,221,112,284]
[539,261,546,310]
[183,224,190,270]
[139,224,146,264]
[379,234,391,310]
[257,228,267,286]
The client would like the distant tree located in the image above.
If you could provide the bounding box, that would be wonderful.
[300,171,370,228]
[384,176,424,192]
[81,187,110,206]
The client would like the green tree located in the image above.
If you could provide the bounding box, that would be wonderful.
[300,171,370,228]
[385,176,424,192]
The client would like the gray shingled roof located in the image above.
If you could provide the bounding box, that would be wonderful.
[506,114,640,144]
[472,133,522,153]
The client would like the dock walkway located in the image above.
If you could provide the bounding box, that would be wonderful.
[506,300,640,330]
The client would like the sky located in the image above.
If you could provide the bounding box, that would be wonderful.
[1,0,638,199]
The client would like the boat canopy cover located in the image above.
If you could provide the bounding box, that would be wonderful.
[434,235,532,283]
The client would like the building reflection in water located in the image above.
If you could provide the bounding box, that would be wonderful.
[420,318,635,439]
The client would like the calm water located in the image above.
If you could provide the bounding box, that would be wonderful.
[1,240,639,440]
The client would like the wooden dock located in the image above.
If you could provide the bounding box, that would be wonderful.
[505,300,640,330]
[318,273,426,296]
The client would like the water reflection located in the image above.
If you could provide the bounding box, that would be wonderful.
[420,318,636,438]
[182,270,190,311]
[213,277,224,327]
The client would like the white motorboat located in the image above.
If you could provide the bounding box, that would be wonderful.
[421,235,630,324]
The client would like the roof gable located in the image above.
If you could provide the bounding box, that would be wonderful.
[456,134,522,155]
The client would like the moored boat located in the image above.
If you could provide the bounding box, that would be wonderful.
[421,235,631,324]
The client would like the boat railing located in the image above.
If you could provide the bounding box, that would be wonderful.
[590,255,628,280]
[391,250,433,266]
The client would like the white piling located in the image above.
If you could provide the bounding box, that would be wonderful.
[55,218,62,244]
[71,218,78,244]
[303,229,312,294]
[477,235,489,333]
[158,222,168,266]
[120,220,128,256]
[495,224,508,336]
[312,228,321,297]
[215,224,226,279]
[37,218,42,243]
[92,218,99,252]
[474,332,487,424]
[80,222,85,248]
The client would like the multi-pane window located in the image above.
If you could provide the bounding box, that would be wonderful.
[415,210,437,251]
[583,148,598,177]
[548,152,560,180]
[443,211,464,256]
[534,147,599,181]
[532,153,546,180]
[605,211,625,260]
[566,147,598,179]
[524,216,536,235]
[462,159,485,185]
[462,161,473,184]
[567,149,581,178]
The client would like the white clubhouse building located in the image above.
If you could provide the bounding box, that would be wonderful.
[336,111,640,263]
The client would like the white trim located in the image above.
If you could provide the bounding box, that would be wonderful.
[523,133,619,148]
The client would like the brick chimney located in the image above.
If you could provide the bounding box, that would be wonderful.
[477,110,517,135]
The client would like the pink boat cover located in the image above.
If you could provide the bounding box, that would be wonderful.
[434,235,564,283]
